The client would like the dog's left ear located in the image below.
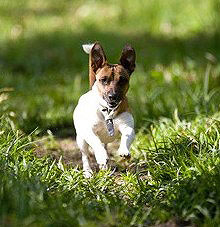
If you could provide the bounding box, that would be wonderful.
[120,44,136,75]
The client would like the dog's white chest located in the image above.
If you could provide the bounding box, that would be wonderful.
[73,88,134,146]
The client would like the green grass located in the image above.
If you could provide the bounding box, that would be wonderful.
[0,0,220,134]
[1,0,220,226]
[1,109,220,226]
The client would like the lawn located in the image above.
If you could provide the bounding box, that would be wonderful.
[0,0,220,226]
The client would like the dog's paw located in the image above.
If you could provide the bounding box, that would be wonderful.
[99,163,108,170]
[118,149,131,159]
[96,153,109,167]
[83,169,93,178]
[97,155,109,170]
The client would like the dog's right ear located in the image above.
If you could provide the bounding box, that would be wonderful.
[84,42,107,88]
[83,42,107,88]
[90,42,107,74]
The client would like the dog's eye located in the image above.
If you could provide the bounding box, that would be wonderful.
[100,77,108,85]
[119,76,128,85]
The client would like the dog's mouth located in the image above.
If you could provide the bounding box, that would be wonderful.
[108,101,119,108]
[103,93,122,109]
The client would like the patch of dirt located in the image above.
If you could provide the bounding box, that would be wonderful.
[35,137,82,167]
[35,137,122,170]
[153,219,194,227]
[34,136,141,174]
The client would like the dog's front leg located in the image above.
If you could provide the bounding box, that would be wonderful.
[118,126,135,158]
[85,131,109,170]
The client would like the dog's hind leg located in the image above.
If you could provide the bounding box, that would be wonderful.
[76,136,93,178]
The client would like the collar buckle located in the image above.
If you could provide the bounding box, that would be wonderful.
[100,101,121,137]
[106,119,114,137]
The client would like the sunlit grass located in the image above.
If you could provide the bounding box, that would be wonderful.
[0,0,218,37]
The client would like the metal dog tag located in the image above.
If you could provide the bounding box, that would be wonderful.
[106,119,114,137]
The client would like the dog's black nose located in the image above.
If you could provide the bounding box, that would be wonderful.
[108,93,117,101]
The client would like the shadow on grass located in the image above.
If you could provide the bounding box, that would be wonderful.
[0,27,220,136]
[171,168,220,224]
[140,165,220,225]
[1,28,220,75]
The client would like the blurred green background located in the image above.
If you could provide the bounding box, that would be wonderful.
[0,0,220,136]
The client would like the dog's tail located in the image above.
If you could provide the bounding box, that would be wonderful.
[82,43,95,54]
[82,43,96,89]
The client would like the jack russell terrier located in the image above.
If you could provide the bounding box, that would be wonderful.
[73,42,136,177]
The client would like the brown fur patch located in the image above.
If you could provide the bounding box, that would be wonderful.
[95,64,130,107]
[87,43,135,115]
[116,98,130,115]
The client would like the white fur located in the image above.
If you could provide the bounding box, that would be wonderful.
[73,82,135,177]
[82,43,95,54]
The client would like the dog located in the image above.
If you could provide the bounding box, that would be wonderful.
[73,42,136,177]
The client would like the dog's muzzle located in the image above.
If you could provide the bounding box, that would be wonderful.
[105,92,121,108]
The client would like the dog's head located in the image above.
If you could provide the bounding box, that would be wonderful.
[89,42,136,108]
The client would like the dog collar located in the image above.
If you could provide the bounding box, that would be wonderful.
[101,102,121,137]
[102,107,115,137]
